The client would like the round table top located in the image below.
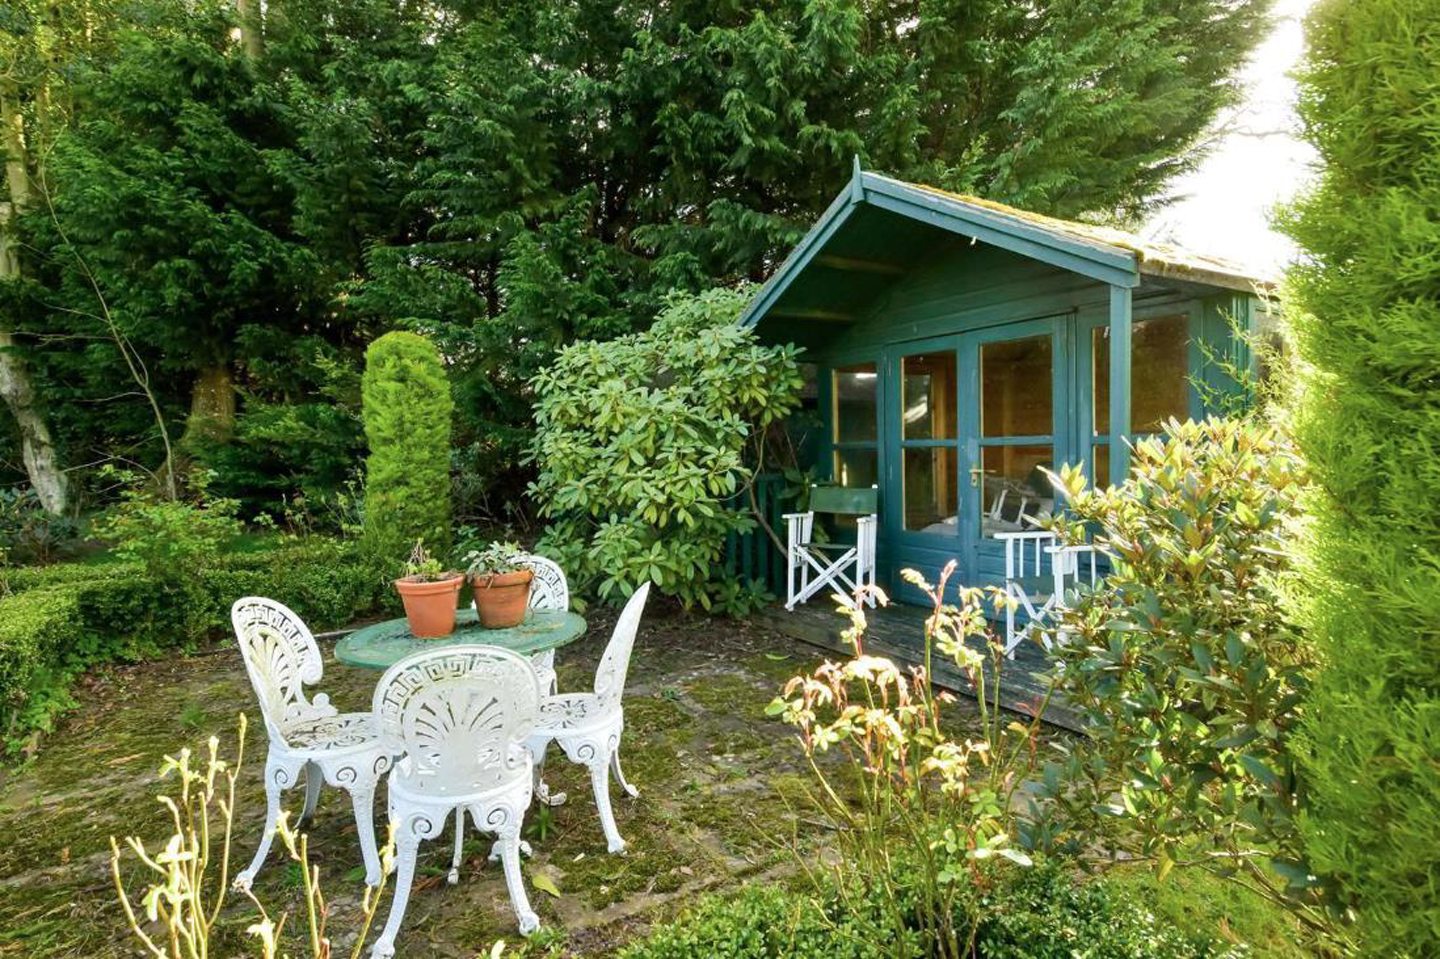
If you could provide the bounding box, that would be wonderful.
[334,608,587,670]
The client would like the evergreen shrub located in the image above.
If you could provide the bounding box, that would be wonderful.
[360,331,453,569]
[528,287,803,612]
[1278,0,1440,952]
[0,537,388,755]
[620,863,1237,959]
[1034,419,1327,932]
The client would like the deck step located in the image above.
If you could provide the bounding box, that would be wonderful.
[755,602,1085,733]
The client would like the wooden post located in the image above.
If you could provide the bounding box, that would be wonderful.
[1108,284,1132,482]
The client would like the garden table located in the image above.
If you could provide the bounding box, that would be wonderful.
[335,607,587,807]
[335,608,587,670]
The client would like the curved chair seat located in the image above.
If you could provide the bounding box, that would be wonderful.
[283,713,380,752]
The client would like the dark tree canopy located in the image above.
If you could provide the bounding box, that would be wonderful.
[2,0,1269,518]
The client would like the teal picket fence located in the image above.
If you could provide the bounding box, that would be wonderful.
[724,473,790,594]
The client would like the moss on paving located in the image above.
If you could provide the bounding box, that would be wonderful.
[0,603,842,957]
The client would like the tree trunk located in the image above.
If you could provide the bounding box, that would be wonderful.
[0,80,69,515]
[236,0,263,60]
[180,364,237,449]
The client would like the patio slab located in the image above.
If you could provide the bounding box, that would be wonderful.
[0,603,859,957]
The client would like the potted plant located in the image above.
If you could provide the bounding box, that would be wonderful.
[393,539,464,638]
[464,541,534,628]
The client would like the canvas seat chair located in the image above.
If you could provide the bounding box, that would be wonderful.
[370,645,544,955]
[230,597,394,891]
[783,485,879,610]
[994,532,1099,656]
[527,582,650,854]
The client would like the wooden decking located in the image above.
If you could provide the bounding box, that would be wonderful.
[754,601,1085,733]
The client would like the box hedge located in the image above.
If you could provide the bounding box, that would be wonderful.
[0,537,391,753]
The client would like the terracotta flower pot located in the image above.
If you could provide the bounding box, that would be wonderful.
[394,574,465,638]
[470,568,534,628]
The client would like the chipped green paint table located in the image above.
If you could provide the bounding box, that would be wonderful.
[335,608,587,670]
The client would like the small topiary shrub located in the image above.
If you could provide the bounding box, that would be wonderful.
[360,331,453,570]
[1031,418,1332,938]
[528,287,803,612]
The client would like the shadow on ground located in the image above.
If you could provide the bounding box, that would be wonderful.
[0,602,851,957]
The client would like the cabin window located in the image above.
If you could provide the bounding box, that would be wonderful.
[900,351,958,531]
[978,335,1055,535]
[832,363,879,487]
[1091,313,1190,485]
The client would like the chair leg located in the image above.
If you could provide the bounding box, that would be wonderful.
[494,832,541,935]
[299,762,323,827]
[235,758,292,891]
[448,807,465,886]
[349,777,382,887]
[370,834,420,959]
[588,753,626,854]
[610,745,638,799]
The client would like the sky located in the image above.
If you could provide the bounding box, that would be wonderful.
[1140,0,1319,276]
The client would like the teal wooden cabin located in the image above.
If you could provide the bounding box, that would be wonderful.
[742,165,1272,604]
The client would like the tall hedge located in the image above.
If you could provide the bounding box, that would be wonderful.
[361,331,454,566]
[1280,0,1440,952]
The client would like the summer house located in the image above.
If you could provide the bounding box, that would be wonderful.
[743,163,1272,605]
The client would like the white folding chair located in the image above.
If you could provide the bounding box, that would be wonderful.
[517,552,568,695]
[370,645,544,956]
[230,598,393,890]
[994,532,1099,656]
[527,582,650,853]
[784,485,879,610]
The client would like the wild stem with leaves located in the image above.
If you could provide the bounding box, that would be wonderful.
[110,714,395,958]
[769,562,1049,957]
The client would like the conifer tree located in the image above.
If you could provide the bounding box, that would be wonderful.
[1280,0,1440,952]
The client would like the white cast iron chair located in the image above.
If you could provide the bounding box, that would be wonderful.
[370,645,544,957]
[517,552,568,695]
[784,485,879,610]
[993,532,1099,656]
[231,597,393,890]
[527,581,650,853]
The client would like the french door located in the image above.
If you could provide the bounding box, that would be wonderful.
[958,318,1070,585]
[886,316,1070,595]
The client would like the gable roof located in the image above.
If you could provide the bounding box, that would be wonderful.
[739,164,1271,332]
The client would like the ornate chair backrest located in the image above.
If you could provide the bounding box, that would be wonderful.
[519,554,569,612]
[231,597,329,748]
[372,646,540,794]
[593,582,651,712]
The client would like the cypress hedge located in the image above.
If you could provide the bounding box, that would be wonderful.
[360,331,454,567]
[1280,0,1440,952]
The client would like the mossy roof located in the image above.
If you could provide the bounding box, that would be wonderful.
[740,166,1272,337]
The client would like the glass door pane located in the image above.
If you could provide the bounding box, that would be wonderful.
[898,348,960,536]
[904,447,958,531]
[980,445,1054,536]
[974,331,1057,536]
[903,352,957,440]
[981,336,1053,437]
